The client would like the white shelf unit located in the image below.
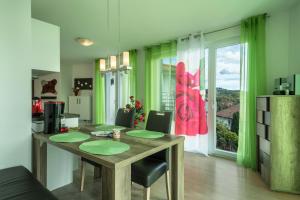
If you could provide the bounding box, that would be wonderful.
[69,96,92,121]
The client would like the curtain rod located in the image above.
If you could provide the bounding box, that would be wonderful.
[146,24,241,46]
[184,13,271,40]
[146,13,270,47]
[204,24,240,35]
[179,24,240,41]
[179,24,239,41]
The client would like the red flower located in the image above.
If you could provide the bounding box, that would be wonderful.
[135,100,141,109]
[125,96,145,126]
[139,115,144,122]
[175,62,208,136]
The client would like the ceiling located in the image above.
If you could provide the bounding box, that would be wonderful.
[32,0,298,64]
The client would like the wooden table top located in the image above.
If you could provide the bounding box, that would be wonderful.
[32,125,184,169]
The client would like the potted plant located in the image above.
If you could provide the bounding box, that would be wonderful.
[72,87,80,96]
[125,96,145,128]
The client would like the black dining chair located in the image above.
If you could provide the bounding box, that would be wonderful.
[80,108,136,192]
[131,110,173,200]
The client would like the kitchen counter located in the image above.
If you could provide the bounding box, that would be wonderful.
[63,113,80,119]
[32,113,80,122]
[30,112,85,191]
[31,112,80,191]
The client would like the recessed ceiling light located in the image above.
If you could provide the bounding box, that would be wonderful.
[75,37,94,47]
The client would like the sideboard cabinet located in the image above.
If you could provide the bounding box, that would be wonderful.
[256,95,300,194]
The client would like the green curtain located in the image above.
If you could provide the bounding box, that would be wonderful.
[237,14,267,169]
[144,41,177,114]
[129,49,138,98]
[94,60,106,124]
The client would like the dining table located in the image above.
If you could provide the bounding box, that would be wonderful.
[32,125,185,200]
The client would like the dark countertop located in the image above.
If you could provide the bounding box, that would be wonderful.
[63,113,80,119]
[32,113,80,122]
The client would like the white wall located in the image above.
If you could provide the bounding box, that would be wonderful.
[289,2,300,74]
[60,63,73,112]
[0,0,32,169]
[265,2,300,94]
[265,9,291,93]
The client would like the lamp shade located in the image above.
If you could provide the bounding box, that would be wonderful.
[75,37,94,46]
[99,59,106,72]
[120,51,130,66]
[110,56,117,70]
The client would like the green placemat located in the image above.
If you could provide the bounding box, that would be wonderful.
[79,140,130,155]
[95,125,125,131]
[126,130,165,139]
[49,132,90,143]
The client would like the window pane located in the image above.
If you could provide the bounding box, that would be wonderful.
[160,57,176,112]
[215,44,240,153]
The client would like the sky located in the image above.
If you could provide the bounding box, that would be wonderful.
[215,44,240,90]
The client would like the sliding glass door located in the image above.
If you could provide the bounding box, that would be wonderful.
[105,72,117,124]
[207,37,241,158]
[105,70,130,124]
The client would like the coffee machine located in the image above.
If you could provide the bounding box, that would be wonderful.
[44,101,65,134]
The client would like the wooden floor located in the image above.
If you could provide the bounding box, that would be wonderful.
[53,152,300,200]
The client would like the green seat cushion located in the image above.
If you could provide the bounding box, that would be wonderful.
[126,130,165,139]
[79,140,130,155]
[49,132,90,143]
[95,125,125,131]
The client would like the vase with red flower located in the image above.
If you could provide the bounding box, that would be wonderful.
[124,96,145,128]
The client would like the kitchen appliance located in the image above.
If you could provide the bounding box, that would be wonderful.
[32,114,79,133]
[44,101,65,134]
[287,74,300,95]
[32,121,44,132]
[32,97,43,117]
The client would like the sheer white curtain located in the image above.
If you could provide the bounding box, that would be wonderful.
[175,34,208,155]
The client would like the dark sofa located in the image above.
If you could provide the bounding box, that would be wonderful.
[0,166,57,200]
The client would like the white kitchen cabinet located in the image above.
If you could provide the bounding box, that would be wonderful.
[69,96,92,120]
[31,18,60,72]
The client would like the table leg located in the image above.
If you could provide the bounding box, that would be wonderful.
[32,137,47,187]
[171,141,184,200]
[101,165,131,200]
[94,166,102,179]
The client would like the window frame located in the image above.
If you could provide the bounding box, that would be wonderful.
[206,36,241,159]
